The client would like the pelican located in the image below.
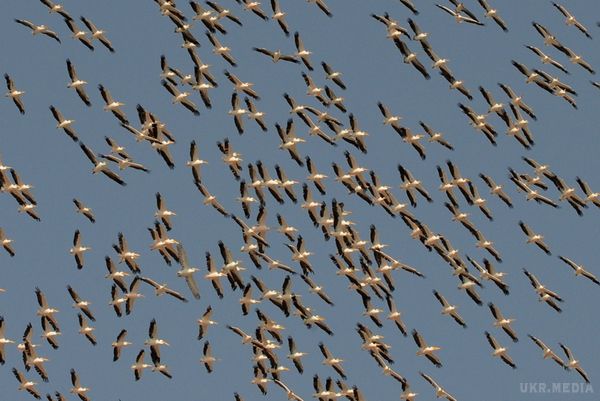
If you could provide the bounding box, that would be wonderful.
[200,341,216,373]
[76,314,96,346]
[97,87,128,126]
[161,80,199,115]
[111,329,132,361]
[195,182,230,217]
[131,349,152,381]
[563,47,595,75]
[145,319,170,362]
[420,121,454,150]
[477,0,507,31]
[35,288,60,333]
[420,371,457,401]
[553,2,591,39]
[197,306,217,339]
[485,304,518,346]
[0,317,14,364]
[436,4,483,25]
[63,18,94,50]
[270,0,290,35]
[412,329,442,367]
[433,290,466,328]
[307,0,332,17]
[559,343,590,383]
[523,269,563,313]
[206,32,237,66]
[204,251,226,298]
[485,331,516,368]
[140,277,188,302]
[0,228,15,257]
[186,141,208,183]
[4,74,25,114]
[69,369,90,401]
[39,0,71,19]
[293,31,313,70]
[12,368,41,399]
[319,342,346,379]
[67,286,95,321]
[528,335,568,369]
[274,379,305,401]
[393,39,430,80]
[80,16,115,52]
[14,19,60,42]
[518,221,551,255]
[69,230,91,270]
[175,244,201,300]
[558,256,600,285]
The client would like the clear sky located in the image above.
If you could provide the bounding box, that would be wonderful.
[1,0,599,400]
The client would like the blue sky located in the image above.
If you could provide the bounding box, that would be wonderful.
[1,0,599,400]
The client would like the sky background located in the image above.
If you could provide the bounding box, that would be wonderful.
[1,0,600,400]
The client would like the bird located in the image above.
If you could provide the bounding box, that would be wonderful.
[484,331,516,368]
[80,16,114,52]
[559,343,590,383]
[528,335,568,369]
[307,0,332,17]
[49,106,78,141]
[72,199,95,223]
[274,379,305,401]
[206,32,237,66]
[393,38,430,80]
[67,286,95,321]
[253,47,298,64]
[69,230,91,270]
[294,32,313,70]
[433,290,467,328]
[131,349,152,381]
[197,305,217,339]
[557,256,600,285]
[321,62,346,90]
[270,0,290,36]
[523,269,563,313]
[419,371,457,401]
[525,45,569,74]
[13,368,42,399]
[161,80,200,115]
[14,19,60,42]
[4,74,26,114]
[39,0,71,19]
[65,59,91,106]
[412,329,442,367]
[477,0,508,31]
[479,173,513,208]
[111,329,132,361]
[436,4,483,25]
[200,341,216,373]
[0,228,15,257]
[145,319,170,362]
[553,3,592,39]
[77,314,97,346]
[518,221,551,255]
[488,302,518,342]
[140,277,188,302]
[319,342,346,379]
[176,244,201,300]
[63,18,94,50]
[69,369,91,401]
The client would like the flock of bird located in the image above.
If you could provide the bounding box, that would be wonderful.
[1,0,599,400]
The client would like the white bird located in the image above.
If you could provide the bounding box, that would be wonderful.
[176,244,201,300]
[4,74,26,114]
[69,369,91,401]
[14,19,60,42]
[80,16,115,52]
[420,371,457,401]
[69,230,91,270]
[485,331,516,368]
